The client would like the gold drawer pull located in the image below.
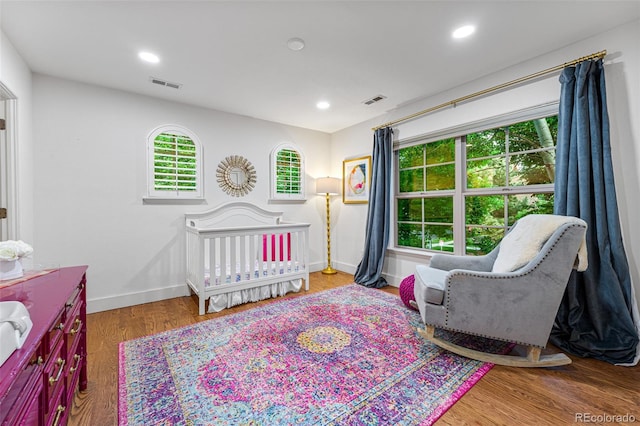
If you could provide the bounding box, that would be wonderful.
[69,354,82,372]
[52,405,65,426]
[69,319,82,335]
[49,358,66,386]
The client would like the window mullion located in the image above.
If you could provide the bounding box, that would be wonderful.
[505,126,510,188]
[453,136,465,255]
[422,146,427,192]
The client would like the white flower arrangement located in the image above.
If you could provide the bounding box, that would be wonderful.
[0,240,34,262]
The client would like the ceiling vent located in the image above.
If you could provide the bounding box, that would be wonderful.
[362,95,387,105]
[149,77,182,90]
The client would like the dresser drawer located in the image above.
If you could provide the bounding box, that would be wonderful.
[44,338,65,416]
[44,384,66,426]
[64,298,85,403]
[65,284,81,313]
[47,309,65,356]
[65,352,83,395]
[14,378,43,426]
[0,345,43,426]
[65,299,83,350]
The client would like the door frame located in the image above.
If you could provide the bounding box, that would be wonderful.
[0,81,19,240]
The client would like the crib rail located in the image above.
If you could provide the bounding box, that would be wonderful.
[186,222,310,314]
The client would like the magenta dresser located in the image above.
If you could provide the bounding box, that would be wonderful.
[0,266,88,426]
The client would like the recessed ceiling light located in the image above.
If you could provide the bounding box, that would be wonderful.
[287,37,305,51]
[452,25,475,39]
[139,51,159,63]
[316,101,330,110]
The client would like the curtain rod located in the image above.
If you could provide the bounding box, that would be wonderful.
[372,49,607,131]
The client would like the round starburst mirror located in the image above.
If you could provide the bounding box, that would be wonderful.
[216,155,257,197]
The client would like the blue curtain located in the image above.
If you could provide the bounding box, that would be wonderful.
[551,59,639,364]
[354,127,393,288]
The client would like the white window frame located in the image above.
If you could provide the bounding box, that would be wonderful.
[145,124,203,200]
[269,143,306,201]
[393,102,559,256]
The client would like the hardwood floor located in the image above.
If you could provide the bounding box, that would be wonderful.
[69,271,640,425]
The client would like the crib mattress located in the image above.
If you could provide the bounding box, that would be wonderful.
[204,260,301,287]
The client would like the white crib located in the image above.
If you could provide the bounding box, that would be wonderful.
[185,202,310,315]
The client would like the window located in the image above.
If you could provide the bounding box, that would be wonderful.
[146,125,203,199]
[396,109,557,255]
[270,144,305,200]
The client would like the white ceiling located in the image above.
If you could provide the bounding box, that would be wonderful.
[1,1,639,133]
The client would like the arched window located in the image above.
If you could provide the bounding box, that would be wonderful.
[270,144,305,200]
[146,125,203,199]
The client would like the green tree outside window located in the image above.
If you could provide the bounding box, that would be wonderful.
[396,115,557,254]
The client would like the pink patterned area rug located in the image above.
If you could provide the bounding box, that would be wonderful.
[118,284,508,425]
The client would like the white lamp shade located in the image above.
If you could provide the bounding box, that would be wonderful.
[316,177,341,195]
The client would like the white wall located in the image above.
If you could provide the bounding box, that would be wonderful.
[331,19,640,313]
[8,19,640,314]
[32,75,332,313]
[0,30,34,244]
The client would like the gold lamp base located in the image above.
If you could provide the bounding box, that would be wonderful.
[321,266,338,275]
[317,179,341,277]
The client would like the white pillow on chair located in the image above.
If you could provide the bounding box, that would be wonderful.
[492,214,585,273]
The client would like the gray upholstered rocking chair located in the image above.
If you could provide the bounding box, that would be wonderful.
[413,214,588,367]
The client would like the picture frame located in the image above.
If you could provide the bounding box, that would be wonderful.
[343,156,371,204]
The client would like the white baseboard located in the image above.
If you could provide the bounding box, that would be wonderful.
[87,266,401,314]
[332,261,400,287]
[308,261,325,273]
[333,261,356,275]
[88,263,328,313]
[381,273,401,287]
[90,263,328,313]
[87,284,190,314]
